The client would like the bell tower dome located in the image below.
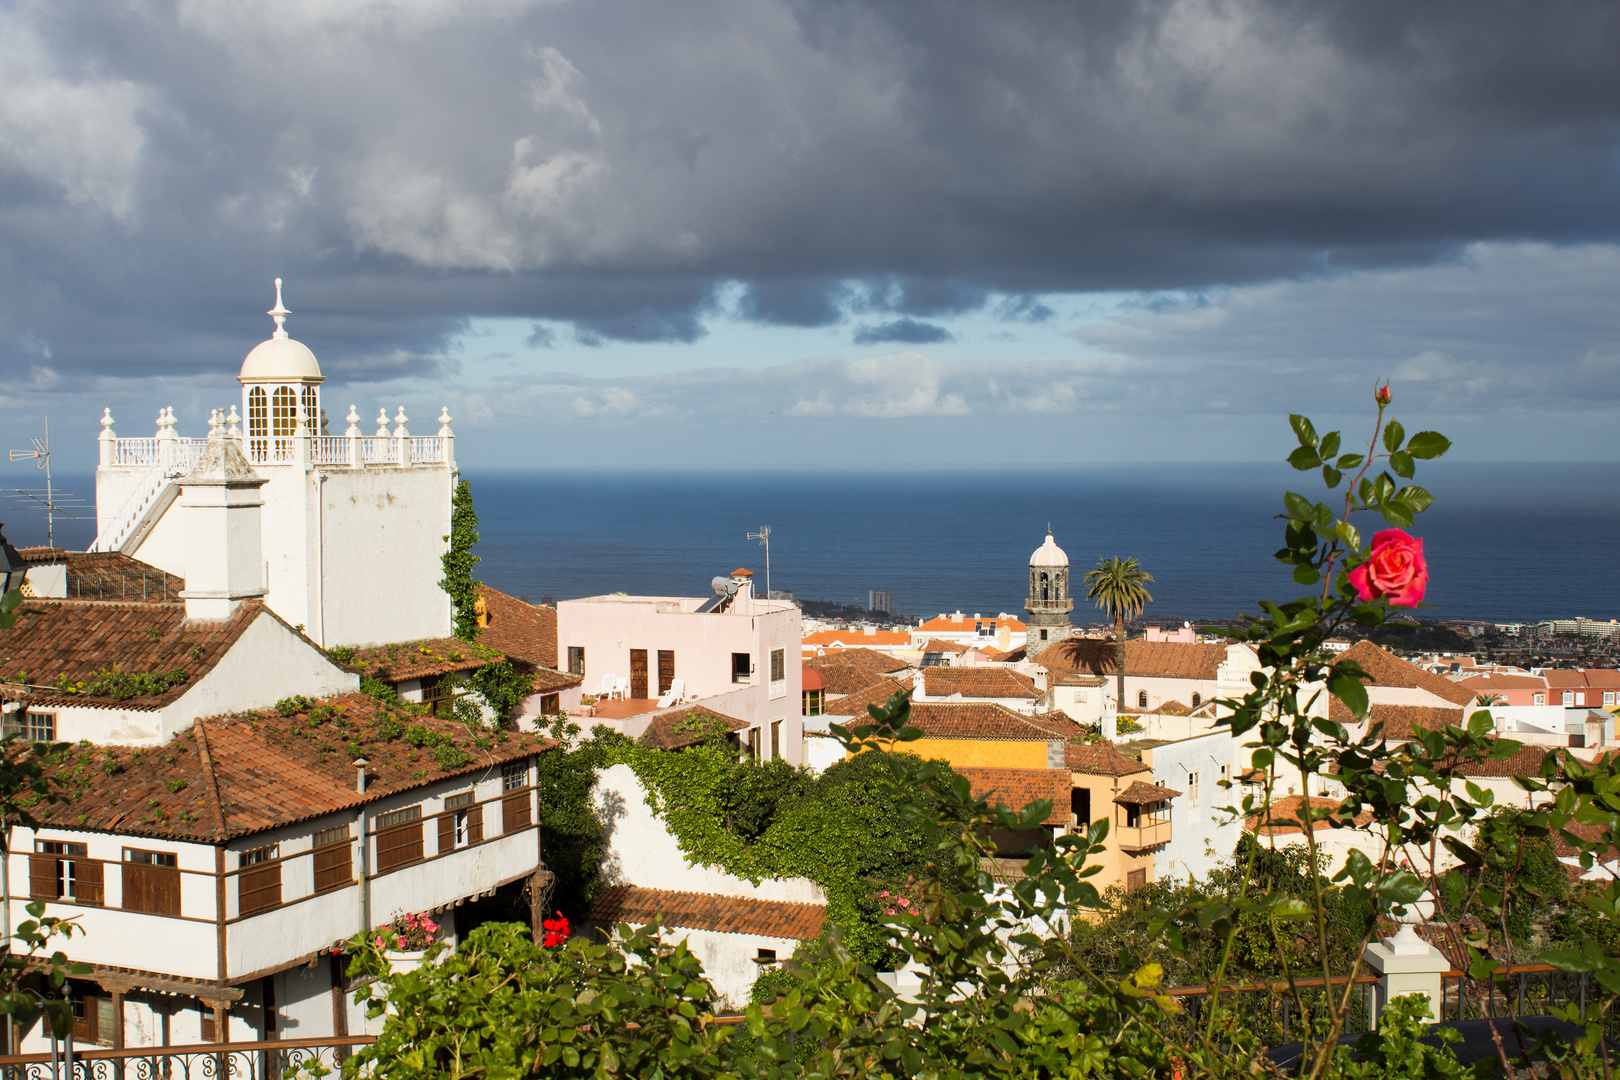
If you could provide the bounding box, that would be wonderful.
[238,278,325,465]
[1024,527,1073,658]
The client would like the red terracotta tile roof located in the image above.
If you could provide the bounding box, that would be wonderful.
[346,638,504,682]
[903,701,1075,741]
[1037,639,1239,681]
[954,767,1071,825]
[915,615,1026,633]
[20,551,185,604]
[0,599,264,710]
[637,706,749,750]
[1457,672,1547,691]
[802,629,911,647]
[1329,699,1467,739]
[822,678,912,718]
[591,885,825,940]
[1065,741,1150,777]
[919,638,970,653]
[801,666,827,692]
[811,663,895,696]
[27,692,554,842]
[808,648,909,675]
[1112,780,1181,805]
[923,667,1039,700]
[1338,641,1478,707]
[478,588,558,669]
[1246,795,1373,836]
[1454,741,1562,779]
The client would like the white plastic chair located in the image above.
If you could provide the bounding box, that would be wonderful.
[594,673,617,698]
[612,676,630,700]
[656,678,686,708]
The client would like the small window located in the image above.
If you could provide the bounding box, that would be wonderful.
[770,648,785,682]
[1563,691,1575,706]
[771,719,782,761]
[732,653,752,683]
[1191,693,1201,708]
[755,948,777,965]
[445,791,474,810]
[567,647,585,676]
[1534,693,1545,706]
[3,711,55,741]
[313,825,349,848]
[33,840,101,905]
[377,805,422,829]
[123,848,179,916]
[445,791,476,848]
[1137,691,1148,709]
[1039,629,1048,641]
[1606,692,1616,706]
[124,849,177,868]
[502,760,528,792]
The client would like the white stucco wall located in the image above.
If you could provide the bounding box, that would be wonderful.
[660,927,801,1009]
[560,588,805,764]
[1140,729,1243,882]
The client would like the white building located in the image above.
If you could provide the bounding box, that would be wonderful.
[557,569,805,764]
[8,695,556,1053]
[1135,728,1243,882]
[92,280,454,649]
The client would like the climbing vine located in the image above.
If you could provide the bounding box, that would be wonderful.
[440,478,483,641]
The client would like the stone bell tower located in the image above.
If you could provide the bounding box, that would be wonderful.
[1024,528,1073,658]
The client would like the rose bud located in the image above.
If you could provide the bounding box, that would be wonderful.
[1375,382,1392,406]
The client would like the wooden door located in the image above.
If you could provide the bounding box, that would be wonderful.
[658,651,675,696]
[630,650,648,699]
[1126,868,1147,891]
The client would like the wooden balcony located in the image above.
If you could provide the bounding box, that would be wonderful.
[1115,818,1171,851]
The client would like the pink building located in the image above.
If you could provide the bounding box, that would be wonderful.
[1456,672,1549,707]
[555,569,806,764]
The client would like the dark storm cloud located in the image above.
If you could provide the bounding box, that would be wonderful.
[0,0,1618,380]
[852,319,954,345]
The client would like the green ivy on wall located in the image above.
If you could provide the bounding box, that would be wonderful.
[440,478,483,641]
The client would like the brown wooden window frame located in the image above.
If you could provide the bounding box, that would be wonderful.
[312,825,352,894]
[375,805,424,874]
[567,647,585,676]
[439,791,482,852]
[71,986,116,1046]
[122,847,180,917]
[732,652,751,683]
[771,719,782,761]
[31,840,102,906]
[501,761,531,834]
[237,843,281,916]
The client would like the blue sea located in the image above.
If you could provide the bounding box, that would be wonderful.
[15,464,1618,624]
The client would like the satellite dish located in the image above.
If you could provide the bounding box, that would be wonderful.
[711,575,737,597]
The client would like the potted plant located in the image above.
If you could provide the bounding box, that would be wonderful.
[374,910,441,974]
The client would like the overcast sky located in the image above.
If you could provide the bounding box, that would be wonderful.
[2,0,1618,478]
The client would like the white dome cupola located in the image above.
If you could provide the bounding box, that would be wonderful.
[1030,528,1069,568]
[238,279,325,463]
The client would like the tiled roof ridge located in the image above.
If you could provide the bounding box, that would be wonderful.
[23,597,184,610]
[191,718,228,842]
[591,884,826,940]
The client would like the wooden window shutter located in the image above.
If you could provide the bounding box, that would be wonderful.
[313,843,351,894]
[438,812,454,854]
[658,650,675,696]
[239,861,281,916]
[502,791,531,834]
[375,821,423,873]
[468,805,484,844]
[77,858,105,906]
[29,855,53,900]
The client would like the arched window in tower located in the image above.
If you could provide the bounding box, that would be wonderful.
[247,387,268,462]
[1191,693,1202,708]
[1039,572,1049,601]
[301,387,319,433]
[1137,690,1148,709]
[271,386,297,461]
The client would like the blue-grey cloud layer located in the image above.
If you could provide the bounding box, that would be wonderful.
[0,0,1618,387]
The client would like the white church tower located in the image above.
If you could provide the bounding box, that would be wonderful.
[93,280,454,647]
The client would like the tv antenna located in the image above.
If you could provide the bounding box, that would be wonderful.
[747,525,771,600]
[9,415,61,547]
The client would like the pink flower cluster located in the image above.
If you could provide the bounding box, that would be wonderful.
[376,910,440,951]
[876,890,914,917]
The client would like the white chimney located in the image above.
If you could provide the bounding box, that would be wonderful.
[178,435,268,621]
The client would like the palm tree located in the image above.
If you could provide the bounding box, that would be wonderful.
[1084,556,1155,722]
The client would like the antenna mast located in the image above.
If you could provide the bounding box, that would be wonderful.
[748,525,771,600]
[9,416,55,547]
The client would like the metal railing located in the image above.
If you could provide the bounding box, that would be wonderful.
[1440,963,1615,1032]
[0,1035,376,1080]
[1157,974,1379,1048]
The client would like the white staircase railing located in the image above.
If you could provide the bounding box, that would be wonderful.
[91,462,169,552]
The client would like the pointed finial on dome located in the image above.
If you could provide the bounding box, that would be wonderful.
[269,278,290,340]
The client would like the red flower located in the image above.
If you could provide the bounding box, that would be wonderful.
[1375,382,1392,406]
[1347,529,1428,608]
[541,911,570,947]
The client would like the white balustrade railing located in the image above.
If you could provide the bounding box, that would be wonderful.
[106,434,450,471]
[312,436,348,465]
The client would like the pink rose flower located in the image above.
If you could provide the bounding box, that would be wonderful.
[1375,382,1391,406]
[1347,529,1427,608]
